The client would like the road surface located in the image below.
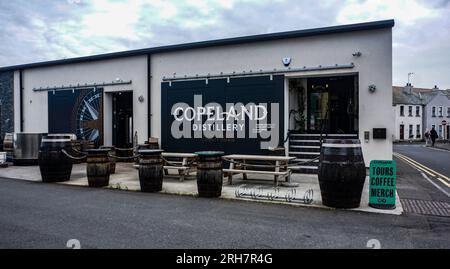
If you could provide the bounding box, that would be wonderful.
[394,144,450,197]
[0,176,449,249]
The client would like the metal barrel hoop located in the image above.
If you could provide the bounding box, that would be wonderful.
[108,153,140,160]
[61,149,87,160]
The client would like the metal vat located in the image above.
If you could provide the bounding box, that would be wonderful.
[13,132,47,165]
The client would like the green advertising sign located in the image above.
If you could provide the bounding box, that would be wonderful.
[369,160,396,209]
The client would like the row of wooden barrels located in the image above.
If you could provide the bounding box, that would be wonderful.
[37,135,367,208]
[37,135,222,197]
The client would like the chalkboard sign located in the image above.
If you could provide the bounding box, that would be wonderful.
[369,160,396,209]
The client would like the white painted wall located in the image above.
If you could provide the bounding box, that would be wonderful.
[150,28,393,166]
[424,92,450,139]
[13,55,148,144]
[393,104,423,141]
[13,27,393,166]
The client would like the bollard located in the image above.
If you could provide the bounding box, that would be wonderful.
[138,149,164,192]
[195,151,224,198]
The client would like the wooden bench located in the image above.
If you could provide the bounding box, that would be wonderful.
[161,152,197,182]
[223,154,295,186]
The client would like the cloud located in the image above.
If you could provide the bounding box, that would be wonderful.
[0,0,449,88]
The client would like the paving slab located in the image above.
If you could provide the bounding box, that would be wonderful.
[0,162,402,215]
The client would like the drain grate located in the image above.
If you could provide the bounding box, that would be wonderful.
[401,199,450,217]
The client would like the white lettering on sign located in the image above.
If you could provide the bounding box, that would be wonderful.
[170,94,280,149]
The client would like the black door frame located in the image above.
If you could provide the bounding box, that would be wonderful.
[112,91,133,148]
[305,74,358,134]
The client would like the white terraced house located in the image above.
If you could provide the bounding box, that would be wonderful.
[393,84,450,142]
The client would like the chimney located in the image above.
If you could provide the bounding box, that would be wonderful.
[403,82,413,94]
[433,85,439,90]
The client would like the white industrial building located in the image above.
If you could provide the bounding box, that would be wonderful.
[0,19,395,169]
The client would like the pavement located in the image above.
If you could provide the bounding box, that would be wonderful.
[0,162,402,215]
[434,142,450,151]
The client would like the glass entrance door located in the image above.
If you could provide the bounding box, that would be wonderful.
[112,91,133,148]
[306,76,357,134]
[308,86,329,132]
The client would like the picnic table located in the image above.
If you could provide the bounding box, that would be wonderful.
[161,152,197,181]
[222,154,295,186]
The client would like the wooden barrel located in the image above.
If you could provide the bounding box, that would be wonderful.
[100,146,116,174]
[81,140,95,153]
[3,133,13,152]
[38,135,73,182]
[195,151,224,198]
[86,149,110,187]
[317,139,366,208]
[116,147,134,163]
[70,140,84,164]
[138,149,164,192]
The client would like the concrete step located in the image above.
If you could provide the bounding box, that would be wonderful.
[289,133,358,140]
[290,133,358,137]
[289,139,320,143]
[289,145,320,149]
[289,151,320,155]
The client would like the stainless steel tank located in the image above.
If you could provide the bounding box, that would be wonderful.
[13,132,47,165]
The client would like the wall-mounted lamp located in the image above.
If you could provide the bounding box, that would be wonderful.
[282,57,292,67]
[368,84,376,93]
[138,95,144,103]
[352,51,362,57]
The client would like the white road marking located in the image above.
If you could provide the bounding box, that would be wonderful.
[420,172,450,198]
[395,153,450,183]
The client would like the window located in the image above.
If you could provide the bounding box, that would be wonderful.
[416,106,420,117]
[408,106,413,116]
[447,107,450,118]
[416,124,421,138]
[439,125,443,138]
[400,105,404,116]
[432,106,436,117]
[438,106,443,117]
[409,124,413,138]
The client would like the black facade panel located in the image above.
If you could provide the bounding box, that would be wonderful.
[48,88,104,146]
[161,75,284,155]
[0,71,14,140]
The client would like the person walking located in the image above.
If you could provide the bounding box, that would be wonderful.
[430,126,438,147]
[424,129,430,146]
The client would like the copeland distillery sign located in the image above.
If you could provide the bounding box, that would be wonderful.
[170,95,280,149]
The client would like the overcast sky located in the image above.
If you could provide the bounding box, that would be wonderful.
[0,0,449,89]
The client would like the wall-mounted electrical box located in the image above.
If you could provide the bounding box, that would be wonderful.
[364,131,370,142]
[373,128,387,139]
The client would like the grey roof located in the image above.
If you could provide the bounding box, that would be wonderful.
[445,89,450,98]
[0,19,394,72]
[393,86,439,105]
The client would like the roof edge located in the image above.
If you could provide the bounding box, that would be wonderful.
[0,19,394,72]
